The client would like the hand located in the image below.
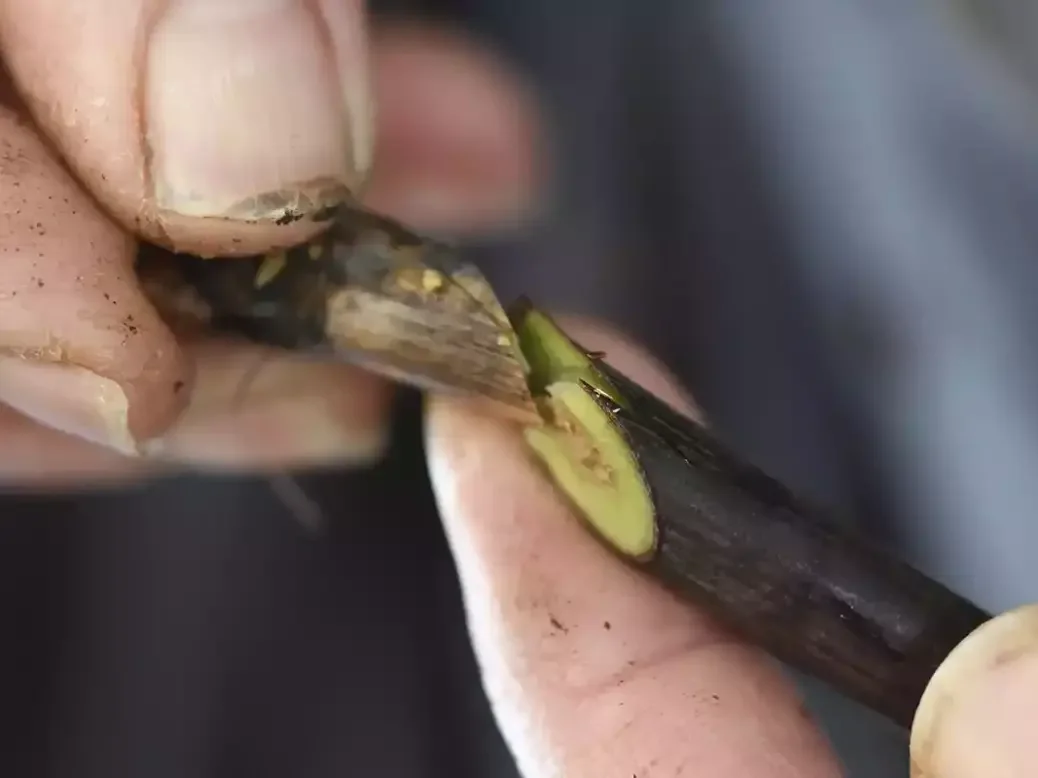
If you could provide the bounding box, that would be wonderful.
[424,319,1035,778]
[425,319,844,777]
[0,2,540,485]
[910,604,1037,778]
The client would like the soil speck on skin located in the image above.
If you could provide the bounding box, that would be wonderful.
[173,380,185,394]
[604,621,611,630]
[36,279,43,288]
[275,210,304,226]
[549,615,567,633]
[711,694,719,701]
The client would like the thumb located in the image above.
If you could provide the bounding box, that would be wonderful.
[0,0,371,257]
[425,316,841,778]
[911,604,1038,777]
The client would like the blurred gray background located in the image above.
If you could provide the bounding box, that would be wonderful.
[3,2,1038,776]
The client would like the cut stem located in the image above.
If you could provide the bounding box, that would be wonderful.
[139,205,540,423]
[510,301,656,559]
[525,381,657,559]
[509,301,991,731]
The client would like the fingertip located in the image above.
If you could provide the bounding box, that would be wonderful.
[911,604,1038,778]
[143,342,393,471]
[0,341,396,483]
[363,21,543,234]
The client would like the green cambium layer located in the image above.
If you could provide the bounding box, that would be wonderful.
[509,306,658,560]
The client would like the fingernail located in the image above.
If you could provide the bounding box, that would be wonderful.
[911,604,1038,778]
[146,0,370,222]
[0,358,136,455]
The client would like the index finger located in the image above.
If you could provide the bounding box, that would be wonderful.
[425,318,843,778]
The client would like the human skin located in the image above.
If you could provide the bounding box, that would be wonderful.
[0,3,538,481]
[0,3,1032,776]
